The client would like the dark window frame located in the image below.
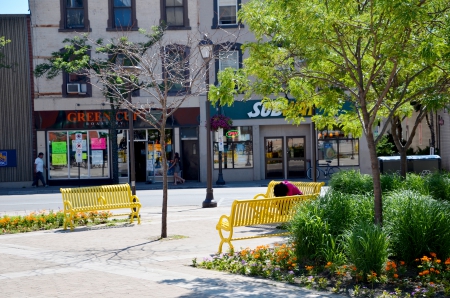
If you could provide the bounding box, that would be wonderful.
[214,42,242,85]
[59,0,91,32]
[160,0,191,30]
[107,0,139,31]
[61,48,92,98]
[211,0,243,29]
[162,44,191,96]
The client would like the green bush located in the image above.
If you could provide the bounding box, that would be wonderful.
[344,222,389,280]
[289,191,373,263]
[289,200,330,262]
[384,190,450,263]
[405,173,427,195]
[329,170,373,195]
[424,172,450,201]
[379,173,404,193]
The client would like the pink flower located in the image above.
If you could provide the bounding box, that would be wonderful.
[210,114,233,131]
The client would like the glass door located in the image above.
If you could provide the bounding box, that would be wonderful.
[287,137,306,178]
[265,137,284,179]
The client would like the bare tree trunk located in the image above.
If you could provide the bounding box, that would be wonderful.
[390,116,407,178]
[366,130,383,225]
[426,112,435,148]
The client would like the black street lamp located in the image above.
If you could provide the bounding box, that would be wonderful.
[199,36,217,208]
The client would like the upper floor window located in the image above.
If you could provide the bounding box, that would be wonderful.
[163,45,190,95]
[107,0,138,31]
[160,0,190,30]
[59,0,90,32]
[212,0,242,29]
[214,43,242,84]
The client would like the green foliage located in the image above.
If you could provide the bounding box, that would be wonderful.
[424,172,450,201]
[376,135,395,157]
[384,190,450,263]
[0,36,11,69]
[289,191,373,262]
[344,222,389,280]
[329,170,373,195]
[379,173,403,193]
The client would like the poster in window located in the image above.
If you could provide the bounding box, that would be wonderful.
[91,138,106,149]
[52,153,67,165]
[52,142,67,154]
[92,150,103,165]
[72,139,86,151]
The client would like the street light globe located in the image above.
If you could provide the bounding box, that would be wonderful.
[198,36,213,60]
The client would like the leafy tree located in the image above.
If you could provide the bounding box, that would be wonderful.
[0,36,11,69]
[35,28,235,238]
[210,0,450,225]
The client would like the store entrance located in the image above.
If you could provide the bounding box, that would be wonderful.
[134,141,147,182]
[265,137,284,179]
[287,137,306,178]
[181,140,199,181]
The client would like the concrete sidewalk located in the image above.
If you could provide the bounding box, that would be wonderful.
[0,205,341,297]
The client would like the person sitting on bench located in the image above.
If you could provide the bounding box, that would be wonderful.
[273,181,303,197]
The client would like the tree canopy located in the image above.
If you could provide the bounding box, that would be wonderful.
[210,0,450,224]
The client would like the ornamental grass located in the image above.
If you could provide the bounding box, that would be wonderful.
[0,210,113,234]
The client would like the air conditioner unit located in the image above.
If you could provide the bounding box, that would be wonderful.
[67,83,80,94]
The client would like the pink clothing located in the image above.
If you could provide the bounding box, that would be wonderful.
[283,181,303,196]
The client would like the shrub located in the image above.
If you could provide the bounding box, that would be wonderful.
[289,200,330,262]
[379,173,404,193]
[384,190,450,263]
[289,191,373,263]
[405,173,427,195]
[344,221,389,280]
[329,170,373,195]
[424,172,450,201]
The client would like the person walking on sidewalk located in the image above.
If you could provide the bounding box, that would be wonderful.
[32,152,48,187]
[169,152,185,185]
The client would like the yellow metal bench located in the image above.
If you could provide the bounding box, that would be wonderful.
[60,183,141,230]
[253,180,325,199]
[216,194,317,253]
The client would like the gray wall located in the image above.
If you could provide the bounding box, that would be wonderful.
[0,15,33,184]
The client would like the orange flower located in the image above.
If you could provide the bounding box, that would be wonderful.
[436,259,441,264]
[325,262,332,268]
[445,258,450,265]
[393,274,398,278]
[435,270,440,274]
[400,261,405,266]
[421,256,431,262]
[430,252,437,258]
[305,265,314,271]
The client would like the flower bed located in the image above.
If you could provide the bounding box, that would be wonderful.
[0,210,115,234]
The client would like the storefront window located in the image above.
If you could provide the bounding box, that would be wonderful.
[317,129,359,166]
[213,126,253,169]
[147,129,174,177]
[48,130,110,179]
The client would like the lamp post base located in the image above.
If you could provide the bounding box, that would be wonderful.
[202,199,217,208]
[216,175,226,185]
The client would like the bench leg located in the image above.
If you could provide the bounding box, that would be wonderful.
[217,227,234,254]
[129,206,141,225]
